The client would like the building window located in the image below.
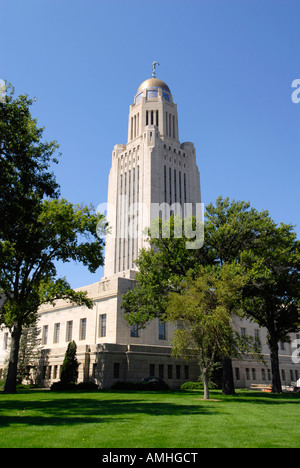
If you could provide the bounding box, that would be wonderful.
[281,369,286,381]
[130,324,139,337]
[252,368,256,380]
[158,319,166,340]
[150,364,155,376]
[53,323,60,344]
[159,364,164,379]
[174,169,177,203]
[79,318,87,340]
[53,365,58,379]
[176,365,181,379]
[114,363,120,379]
[99,314,107,338]
[184,365,189,380]
[66,321,73,342]
[262,369,266,381]
[235,368,240,380]
[246,368,250,380]
[169,168,172,204]
[254,329,260,344]
[42,326,48,345]
[3,332,9,350]
[168,365,173,379]
[240,327,246,336]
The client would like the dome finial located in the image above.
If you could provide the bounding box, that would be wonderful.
[152,61,160,78]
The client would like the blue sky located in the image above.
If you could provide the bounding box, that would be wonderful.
[1,0,299,288]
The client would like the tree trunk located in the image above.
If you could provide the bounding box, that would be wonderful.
[222,356,235,395]
[203,368,210,400]
[268,335,282,393]
[4,322,22,394]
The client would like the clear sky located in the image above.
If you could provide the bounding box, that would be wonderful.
[1,0,299,288]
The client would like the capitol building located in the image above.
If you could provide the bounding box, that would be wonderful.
[0,68,299,389]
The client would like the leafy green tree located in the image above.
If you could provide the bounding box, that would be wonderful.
[166,264,258,400]
[122,215,207,328]
[204,197,275,394]
[60,341,79,384]
[122,201,269,393]
[240,223,300,393]
[0,86,105,393]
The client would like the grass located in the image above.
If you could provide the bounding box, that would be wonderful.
[0,388,299,448]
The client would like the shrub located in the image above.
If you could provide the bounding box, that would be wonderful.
[50,380,100,391]
[180,381,204,390]
[77,381,99,391]
[60,341,79,385]
[50,381,77,391]
[111,377,169,391]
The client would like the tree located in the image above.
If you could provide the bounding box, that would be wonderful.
[17,324,41,385]
[60,341,79,384]
[122,215,207,328]
[204,197,276,394]
[240,222,300,393]
[166,264,258,400]
[122,201,271,394]
[0,86,105,393]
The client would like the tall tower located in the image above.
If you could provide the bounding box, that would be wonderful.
[104,70,201,278]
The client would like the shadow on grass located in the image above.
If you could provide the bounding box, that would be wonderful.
[0,391,218,428]
[181,388,300,405]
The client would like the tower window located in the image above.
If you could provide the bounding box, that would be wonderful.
[174,169,177,203]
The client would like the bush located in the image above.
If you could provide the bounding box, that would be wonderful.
[50,381,77,391]
[50,380,100,392]
[77,381,99,391]
[16,383,41,390]
[111,377,169,391]
[180,381,204,390]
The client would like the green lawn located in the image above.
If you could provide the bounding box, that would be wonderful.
[0,389,299,448]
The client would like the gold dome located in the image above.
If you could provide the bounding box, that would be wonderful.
[137,78,171,94]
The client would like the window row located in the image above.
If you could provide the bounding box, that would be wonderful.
[42,314,107,345]
[235,367,299,382]
[164,166,187,206]
[110,362,190,380]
